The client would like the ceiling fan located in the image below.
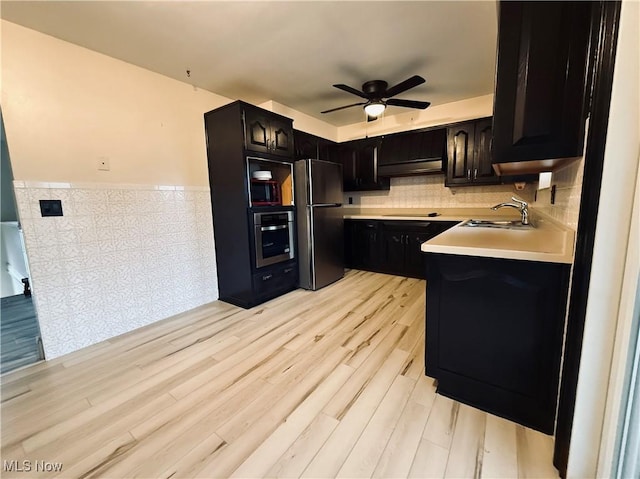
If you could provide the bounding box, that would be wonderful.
[321,75,431,118]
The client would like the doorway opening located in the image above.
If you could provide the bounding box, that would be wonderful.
[1,110,44,374]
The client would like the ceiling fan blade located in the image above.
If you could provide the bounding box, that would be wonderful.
[386,98,431,109]
[333,84,369,99]
[384,75,426,98]
[321,102,367,114]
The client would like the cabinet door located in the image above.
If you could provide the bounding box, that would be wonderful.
[355,140,377,187]
[351,221,380,270]
[244,110,271,155]
[378,134,410,166]
[472,118,500,185]
[360,224,380,270]
[330,144,358,191]
[404,231,431,279]
[446,122,475,186]
[270,118,294,157]
[380,229,406,276]
[353,139,390,191]
[294,130,318,160]
[425,253,570,433]
[492,2,591,165]
[317,138,334,162]
[344,220,357,268]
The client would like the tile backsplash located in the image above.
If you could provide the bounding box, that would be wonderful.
[13,181,218,359]
[533,158,585,229]
[344,175,537,209]
[344,162,584,230]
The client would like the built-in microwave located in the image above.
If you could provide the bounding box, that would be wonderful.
[250,179,281,206]
[253,211,294,268]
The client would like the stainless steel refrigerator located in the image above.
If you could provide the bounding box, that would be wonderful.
[294,159,344,290]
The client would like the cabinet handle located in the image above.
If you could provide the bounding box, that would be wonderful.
[262,274,273,281]
[467,169,471,180]
[284,268,293,274]
[474,168,478,180]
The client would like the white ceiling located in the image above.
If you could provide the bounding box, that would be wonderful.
[1,1,498,127]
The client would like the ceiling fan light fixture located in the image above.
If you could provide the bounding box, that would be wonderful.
[364,102,385,117]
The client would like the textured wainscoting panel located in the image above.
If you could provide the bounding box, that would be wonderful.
[12,182,218,359]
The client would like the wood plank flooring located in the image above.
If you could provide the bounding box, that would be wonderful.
[0,270,559,478]
[1,294,43,374]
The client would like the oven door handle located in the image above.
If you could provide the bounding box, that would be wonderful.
[260,225,288,231]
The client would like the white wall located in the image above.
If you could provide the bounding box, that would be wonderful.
[1,20,229,358]
[1,20,231,185]
[567,1,640,476]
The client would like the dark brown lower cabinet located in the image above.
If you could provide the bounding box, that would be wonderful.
[424,253,571,434]
[345,219,457,279]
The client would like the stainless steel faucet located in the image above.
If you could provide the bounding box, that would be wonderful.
[491,196,530,225]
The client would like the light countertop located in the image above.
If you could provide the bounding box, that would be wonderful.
[341,207,520,222]
[342,207,575,264]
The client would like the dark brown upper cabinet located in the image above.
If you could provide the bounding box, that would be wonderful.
[244,106,294,158]
[446,117,499,186]
[492,1,593,176]
[293,129,335,161]
[378,128,447,177]
[328,138,390,192]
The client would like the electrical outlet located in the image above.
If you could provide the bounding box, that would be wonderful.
[97,157,110,171]
[348,196,353,205]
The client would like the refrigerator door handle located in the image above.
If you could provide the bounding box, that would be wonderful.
[307,207,316,290]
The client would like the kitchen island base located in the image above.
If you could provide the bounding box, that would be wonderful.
[425,253,571,434]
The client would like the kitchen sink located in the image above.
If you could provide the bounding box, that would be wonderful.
[461,219,534,230]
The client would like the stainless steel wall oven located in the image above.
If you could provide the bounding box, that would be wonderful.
[253,211,295,268]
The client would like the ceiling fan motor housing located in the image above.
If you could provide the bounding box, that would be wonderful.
[362,80,388,98]
[321,75,429,115]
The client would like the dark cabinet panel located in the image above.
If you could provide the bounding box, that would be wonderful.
[204,101,297,309]
[379,221,457,279]
[252,261,298,299]
[473,118,497,184]
[378,128,446,176]
[380,228,406,276]
[330,143,358,191]
[330,139,390,192]
[446,117,500,186]
[404,231,433,279]
[425,253,571,433]
[345,219,457,279]
[244,107,294,158]
[345,220,381,271]
[245,113,271,154]
[294,130,335,161]
[271,118,294,156]
[492,1,592,175]
[446,122,475,185]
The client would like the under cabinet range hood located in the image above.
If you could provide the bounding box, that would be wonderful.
[378,128,446,177]
[378,158,444,176]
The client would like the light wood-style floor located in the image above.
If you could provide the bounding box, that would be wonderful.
[1,294,43,375]
[0,270,559,478]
